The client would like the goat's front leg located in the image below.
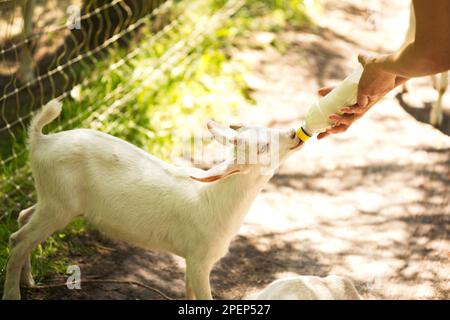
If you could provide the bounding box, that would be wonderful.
[186,258,213,300]
[430,72,448,126]
[185,269,196,300]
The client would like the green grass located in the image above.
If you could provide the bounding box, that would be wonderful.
[0,0,319,295]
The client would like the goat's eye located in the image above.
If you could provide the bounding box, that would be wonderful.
[258,143,269,154]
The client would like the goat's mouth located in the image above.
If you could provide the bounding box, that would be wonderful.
[290,139,303,150]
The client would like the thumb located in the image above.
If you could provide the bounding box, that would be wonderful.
[358,54,371,67]
[318,87,334,97]
[357,91,369,109]
[357,54,370,108]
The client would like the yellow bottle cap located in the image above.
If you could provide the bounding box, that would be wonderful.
[297,127,311,142]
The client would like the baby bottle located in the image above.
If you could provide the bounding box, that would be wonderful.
[297,65,364,142]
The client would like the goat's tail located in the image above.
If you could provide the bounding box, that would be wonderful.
[29,99,62,142]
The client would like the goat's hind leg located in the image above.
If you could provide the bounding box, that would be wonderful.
[17,205,36,287]
[2,205,71,300]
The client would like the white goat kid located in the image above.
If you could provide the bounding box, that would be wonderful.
[2,100,303,300]
[247,275,361,300]
[401,3,448,126]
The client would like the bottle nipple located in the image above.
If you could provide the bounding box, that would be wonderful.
[297,126,311,143]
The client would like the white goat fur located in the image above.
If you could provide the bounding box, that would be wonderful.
[247,275,361,300]
[2,100,303,300]
[401,3,447,126]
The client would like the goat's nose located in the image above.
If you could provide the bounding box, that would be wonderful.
[288,129,297,139]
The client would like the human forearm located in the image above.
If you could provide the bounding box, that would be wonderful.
[374,42,450,78]
[375,0,450,78]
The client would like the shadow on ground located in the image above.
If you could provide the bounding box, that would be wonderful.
[396,92,450,137]
[25,231,328,300]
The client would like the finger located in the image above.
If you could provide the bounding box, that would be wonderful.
[340,103,359,114]
[317,131,330,140]
[357,93,369,109]
[358,54,369,66]
[341,104,367,114]
[333,114,357,126]
[329,114,343,124]
[326,124,348,134]
[318,87,334,97]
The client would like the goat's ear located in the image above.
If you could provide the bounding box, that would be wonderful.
[207,120,238,145]
[190,162,240,183]
[229,123,244,130]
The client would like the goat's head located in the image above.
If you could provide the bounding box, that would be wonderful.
[190,120,303,182]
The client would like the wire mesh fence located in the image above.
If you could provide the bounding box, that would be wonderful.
[0,0,245,219]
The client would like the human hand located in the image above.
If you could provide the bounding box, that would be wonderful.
[317,54,408,140]
[356,54,408,108]
[316,87,361,139]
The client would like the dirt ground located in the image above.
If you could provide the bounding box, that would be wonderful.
[29,0,449,300]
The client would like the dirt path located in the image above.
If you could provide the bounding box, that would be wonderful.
[31,0,449,300]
